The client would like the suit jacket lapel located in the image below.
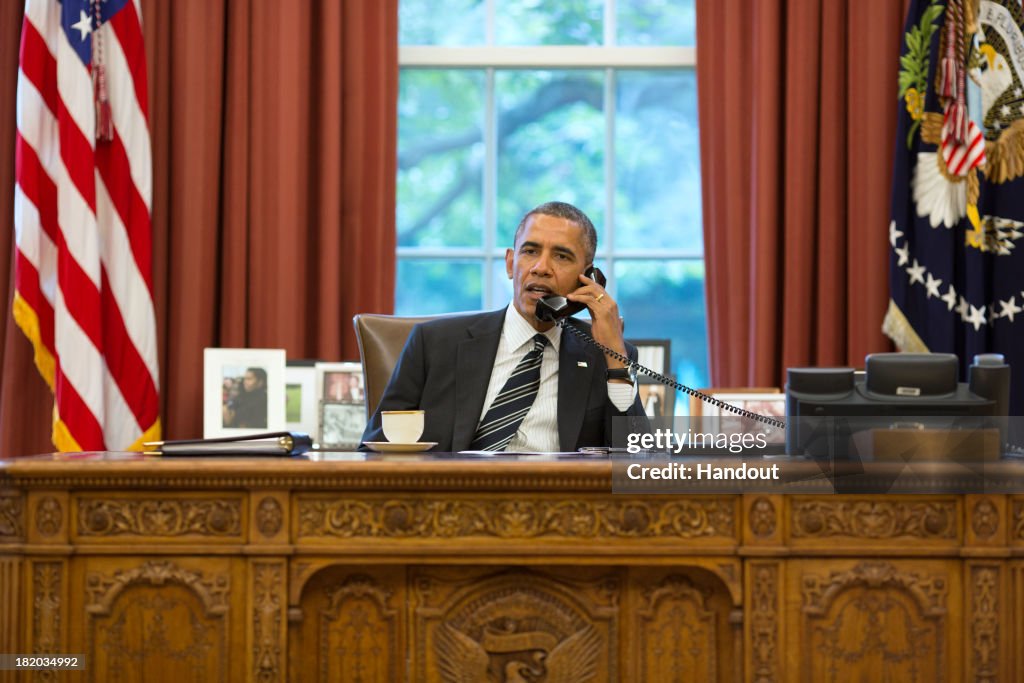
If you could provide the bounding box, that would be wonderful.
[452,310,505,451]
[558,328,595,451]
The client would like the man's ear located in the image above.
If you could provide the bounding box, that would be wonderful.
[505,248,514,278]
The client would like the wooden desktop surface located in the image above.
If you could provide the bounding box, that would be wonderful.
[1,452,1023,682]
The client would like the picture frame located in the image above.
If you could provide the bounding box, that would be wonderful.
[688,387,781,418]
[203,348,286,438]
[627,338,671,376]
[314,362,365,445]
[285,359,319,438]
[694,389,786,443]
[638,381,676,419]
[319,401,366,450]
[314,361,365,404]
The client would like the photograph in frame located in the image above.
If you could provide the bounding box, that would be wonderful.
[315,361,365,404]
[319,401,366,450]
[639,381,676,419]
[629,339,674,416]
[203,348,286,438]
[688,387,782,418]
[627,338,671,376]
[699,391,786,444]
[285,359,320,439]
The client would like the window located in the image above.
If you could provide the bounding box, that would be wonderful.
[396,0,707,400]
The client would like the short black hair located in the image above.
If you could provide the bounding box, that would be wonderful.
[246,367,267,386]
[513,201,597,263]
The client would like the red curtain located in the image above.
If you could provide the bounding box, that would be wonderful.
[697,0,907,387]
[0,0,398,456]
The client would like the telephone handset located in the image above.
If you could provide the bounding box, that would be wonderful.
[536,266,784,429]
[535,265,607,322]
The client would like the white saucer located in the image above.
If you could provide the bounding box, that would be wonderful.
[363,441,437,453]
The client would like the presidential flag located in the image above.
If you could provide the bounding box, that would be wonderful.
[885,0,1024,415]
[13,0,160,450]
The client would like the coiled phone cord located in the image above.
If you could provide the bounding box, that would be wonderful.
[558,320,787,430]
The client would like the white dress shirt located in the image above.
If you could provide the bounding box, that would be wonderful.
[476,304,634,452]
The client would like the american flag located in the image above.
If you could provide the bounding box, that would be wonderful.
[13,0,160,451]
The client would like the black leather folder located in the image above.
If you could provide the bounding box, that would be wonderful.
[143,431,313,456]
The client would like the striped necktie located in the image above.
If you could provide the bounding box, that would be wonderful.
[470,333,549,451]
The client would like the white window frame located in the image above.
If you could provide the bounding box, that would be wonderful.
[398,0,698,309]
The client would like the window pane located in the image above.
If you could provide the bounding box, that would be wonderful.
[395,259,484,314]
[615,69,701,252]
[614,259,708,402]
[400,0,485,45]
[496,0,603,46]
[398,70,486,248]
[495,70,606,249]
[490,259,513,309]
[617,0,696,46]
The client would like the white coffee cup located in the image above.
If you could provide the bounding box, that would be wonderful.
[381,410,425,444]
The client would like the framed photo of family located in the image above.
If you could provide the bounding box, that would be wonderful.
[203,348,286,438]
[314,361,366,448]
[315,362,365,404]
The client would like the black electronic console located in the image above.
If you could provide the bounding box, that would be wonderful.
[785,353,1010,459]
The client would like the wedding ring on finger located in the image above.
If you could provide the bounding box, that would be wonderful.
[595,293,605,303]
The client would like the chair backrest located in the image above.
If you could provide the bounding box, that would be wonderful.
[353,313,441,419]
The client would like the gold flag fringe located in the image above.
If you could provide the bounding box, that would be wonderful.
[882,300,931,353]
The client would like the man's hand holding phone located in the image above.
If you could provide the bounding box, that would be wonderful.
[567,272,631,375]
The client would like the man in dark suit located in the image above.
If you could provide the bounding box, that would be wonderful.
[361,201,649,452]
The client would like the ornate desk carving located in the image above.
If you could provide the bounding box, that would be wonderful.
[1,454,1022,682]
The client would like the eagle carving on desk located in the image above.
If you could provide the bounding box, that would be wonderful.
[435,619,602,683]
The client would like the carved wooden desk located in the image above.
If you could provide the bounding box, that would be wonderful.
[1,453,1022,682]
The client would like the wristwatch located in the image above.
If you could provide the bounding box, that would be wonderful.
[606,366,637,385]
